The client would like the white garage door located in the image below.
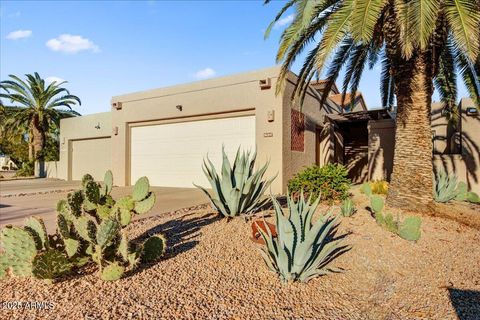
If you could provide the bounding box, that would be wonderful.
[130,115,256,188]
[71,138,111,181]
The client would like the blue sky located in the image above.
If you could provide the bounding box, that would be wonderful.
[1,0,468,115]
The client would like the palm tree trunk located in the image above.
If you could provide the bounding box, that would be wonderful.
[31,118,45,177]
[386,52,434,210]
[31,118,45,160]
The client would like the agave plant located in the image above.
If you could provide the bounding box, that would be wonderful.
[195,147,276,218]
[433,170,480,203]
[256,192,348,283]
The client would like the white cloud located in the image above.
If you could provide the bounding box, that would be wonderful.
[46,34,100,54]
[274,14,294,28]
[45,76,66,85]
[6,29,32,40]
[193,67,216,80]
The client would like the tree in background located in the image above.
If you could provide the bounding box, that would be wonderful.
[265,0,479,211]
[0,73,81,175]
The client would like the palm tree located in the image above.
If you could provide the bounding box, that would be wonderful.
[0,73,81,174]
[265,0,479,211]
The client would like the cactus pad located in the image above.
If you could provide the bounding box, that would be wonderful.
[398,216,422,241]
[119,209,132,227]
[134,192,156,214]
[104,170,114,195]
[32,250,71,280]
[81,174,94,187]
[67,191,84,217]
[141,234,166,262]
[96,218,120,248]
[84,180,100,204]
[25,217,49,250]
[57,214,71,238]
[370,195,384,215]
[63,238,80,257]
[100,262,125,281]
[74,216,97,242]
[467,192,480,203]
[132,176,150,201]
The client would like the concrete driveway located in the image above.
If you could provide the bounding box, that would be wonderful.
[0,179,207,232]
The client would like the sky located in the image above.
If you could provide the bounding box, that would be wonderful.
[0,0,469,115]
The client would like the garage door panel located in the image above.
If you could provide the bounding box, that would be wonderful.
[130,116,255,188]
[71,138,111,181]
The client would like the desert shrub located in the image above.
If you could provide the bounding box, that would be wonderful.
[0,171,165,282]
[256,192,349,283]
[195,147,276,218]
[360,180,389,195]
[434,171,479,203]
[15,161,34,177]
[288,164,351,201]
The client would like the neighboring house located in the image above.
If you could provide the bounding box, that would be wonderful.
[339,98,479,193]
[48,66,480,194]
[0,155,18,170]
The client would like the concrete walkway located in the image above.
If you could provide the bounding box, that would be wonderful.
[0,179,207,232]
[0,178,81,197]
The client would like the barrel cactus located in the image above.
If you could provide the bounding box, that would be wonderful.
[256,192,349,283]
[195,147,276,218]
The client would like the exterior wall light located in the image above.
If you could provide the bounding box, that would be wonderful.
[466,107,478,116]
[176,105,183,111]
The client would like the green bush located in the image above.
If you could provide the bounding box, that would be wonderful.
[15,161,34,177]
[288,164,351,201]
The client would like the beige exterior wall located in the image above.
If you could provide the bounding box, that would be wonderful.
[368,119,395,181]
[367,100,479,193]
[281,74,341,191]
[458,98,480,193]
[45,161,63,179]
[56,112,112,180]
[110,66,285,192]
[55,66,339,193]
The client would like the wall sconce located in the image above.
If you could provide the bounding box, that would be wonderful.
[112,102,122,110]
[176,105,183,111]
[267,110,275,122]
[259,78,271,90]
[95,123,101,129]
[113,126,118,136]
[466,107,478,116]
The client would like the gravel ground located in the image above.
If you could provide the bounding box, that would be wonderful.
[1,197,479,319]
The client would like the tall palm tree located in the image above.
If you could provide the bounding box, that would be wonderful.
[0,73,81,165]
[265,0,479,210]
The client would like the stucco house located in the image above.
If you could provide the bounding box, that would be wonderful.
[0,155,17,171]
[46,66,480,194]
